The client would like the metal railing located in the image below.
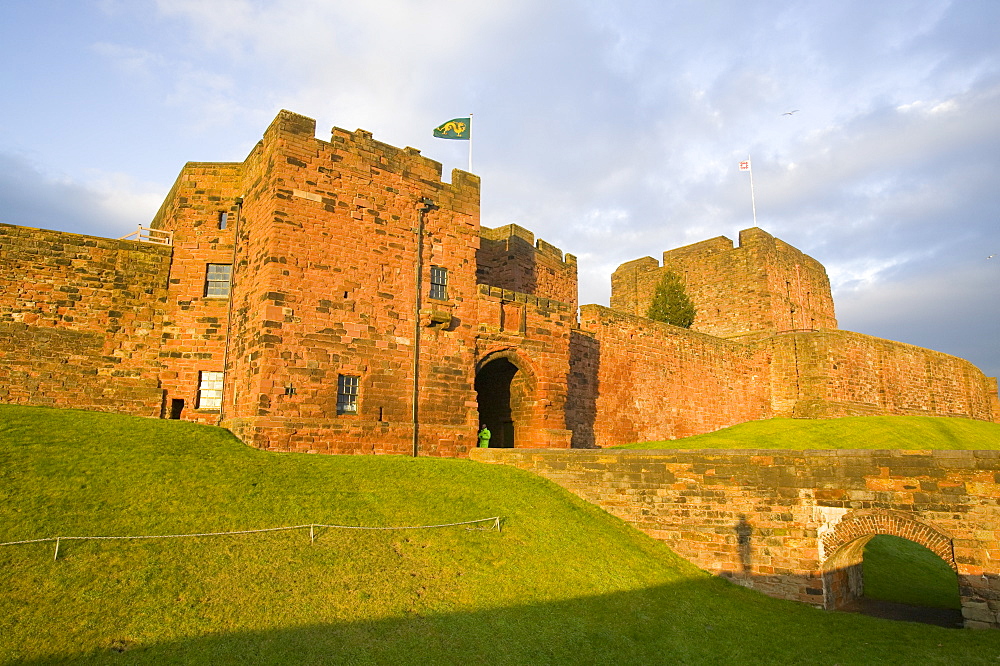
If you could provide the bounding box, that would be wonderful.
[119,225,173,246]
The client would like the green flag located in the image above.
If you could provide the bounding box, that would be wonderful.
[433,118,471,140]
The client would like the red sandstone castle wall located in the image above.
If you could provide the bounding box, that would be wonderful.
[178,111,488,456]
[573,304,773,446]
[571,307,998,448]
[610,227,837,337]
[0,223,170,415]
[762,329,999,421]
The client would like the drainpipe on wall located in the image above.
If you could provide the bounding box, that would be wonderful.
[218,196,244,426]
[412,197,437,457]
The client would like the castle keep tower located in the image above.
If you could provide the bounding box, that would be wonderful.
[611,228,837,338]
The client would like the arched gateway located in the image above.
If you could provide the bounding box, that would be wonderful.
[474,350,536,448]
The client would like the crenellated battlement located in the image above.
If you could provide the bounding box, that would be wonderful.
[480,223,576,265]
[613,227,837,337]
[477,223,578,309]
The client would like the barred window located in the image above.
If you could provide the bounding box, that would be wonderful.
[337,374,359,415]
[205,264,232,298]
[197,371,224,410]
[429,266,448,300]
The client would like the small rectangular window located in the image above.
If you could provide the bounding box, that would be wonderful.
[430,266,448,300]
[218,211,228,230]
[205,264,232,298]
[197,371,224,410]
[337,374,359,415]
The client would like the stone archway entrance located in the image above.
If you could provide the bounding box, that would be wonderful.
[475,357,517,448]
[475,352,533,448]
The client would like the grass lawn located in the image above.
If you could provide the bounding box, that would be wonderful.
[614,415,1000,450]
[3,404,1000,664]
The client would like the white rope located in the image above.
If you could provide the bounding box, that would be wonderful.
[0,516,501,552]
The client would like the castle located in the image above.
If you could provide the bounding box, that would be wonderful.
[1,110,997,455]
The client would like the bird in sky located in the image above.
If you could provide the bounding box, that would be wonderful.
[782,110,800,116]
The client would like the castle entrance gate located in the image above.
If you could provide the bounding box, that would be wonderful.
[475,351,535,448]
[475,357,517,447]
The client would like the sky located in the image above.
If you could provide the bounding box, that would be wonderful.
[1,0,997,378]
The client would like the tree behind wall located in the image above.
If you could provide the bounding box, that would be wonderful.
[646,270,696,328]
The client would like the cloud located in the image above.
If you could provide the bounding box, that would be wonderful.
[0,152,162,238]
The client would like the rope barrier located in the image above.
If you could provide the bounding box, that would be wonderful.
[0,516,502,560]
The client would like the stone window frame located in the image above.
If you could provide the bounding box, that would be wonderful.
[204,263,232,298]
[337,374,360,415]
[197,371,224,411]
[218,211,228,230]
[429,265,448,300]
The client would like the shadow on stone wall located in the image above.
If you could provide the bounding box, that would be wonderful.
[567,329,599,448]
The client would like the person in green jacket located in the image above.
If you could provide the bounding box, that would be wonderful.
[477,425,491,448]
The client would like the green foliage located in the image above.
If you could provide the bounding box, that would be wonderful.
[616,415,1000,450]
[863,535,961,609]
[2,404,1000,663]
[646,270,696,328]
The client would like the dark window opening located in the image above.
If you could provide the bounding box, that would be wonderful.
[430,266,448,300]
[169,398,184,419]
[205,264,232,298]
[337,374,359,415]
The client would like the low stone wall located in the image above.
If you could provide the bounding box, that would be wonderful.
[471,447,1000,628]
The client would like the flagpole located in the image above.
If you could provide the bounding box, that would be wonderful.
[748,153,757,227]
[468,113,473,173]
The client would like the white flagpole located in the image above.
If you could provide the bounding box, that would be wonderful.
[747,154,757,227]
[468,113,473,173]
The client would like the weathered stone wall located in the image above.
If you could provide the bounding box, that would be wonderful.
[0,223,170,415]
[610,227,837,337]
[763,330,1000,421]
[570,307,998,448]
[571,304,774,446]
[211,111,484,456]
[472,447,1000,628]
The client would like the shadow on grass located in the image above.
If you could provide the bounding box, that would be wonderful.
[18,577,992,666]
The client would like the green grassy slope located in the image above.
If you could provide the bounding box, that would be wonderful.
[2,404,1000,664]
[864,535,962,610]
[615,415,1000,450]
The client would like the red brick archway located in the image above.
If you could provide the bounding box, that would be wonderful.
[821,509,956,609]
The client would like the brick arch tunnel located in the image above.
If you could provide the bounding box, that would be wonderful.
[820,509,957,610]
[475,350,536,448]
